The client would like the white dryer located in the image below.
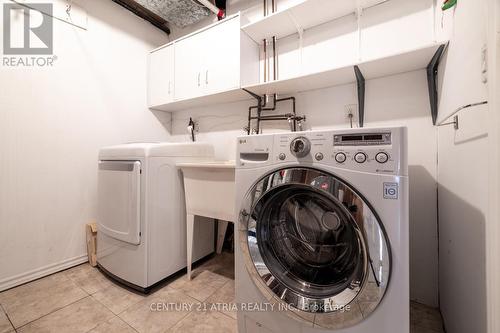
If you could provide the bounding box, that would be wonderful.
[97,142,215,292]
[235,128,409,332]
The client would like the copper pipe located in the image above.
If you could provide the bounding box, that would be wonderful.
[263,39,267,82]
[272,36,277,81]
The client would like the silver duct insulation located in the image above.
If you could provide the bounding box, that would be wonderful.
[134,0,211,28]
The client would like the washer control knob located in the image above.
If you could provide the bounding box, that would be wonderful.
[354,152,367,164]
[335,152,347,164]
[278,153,286,161]
[315,153,324,161]
[290,137,311,158]
[375,152,389,164]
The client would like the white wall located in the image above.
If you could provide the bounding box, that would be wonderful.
[166,0,440,307]
[0,0,170,291]
[486,1,500,333]
[435,1,490,332]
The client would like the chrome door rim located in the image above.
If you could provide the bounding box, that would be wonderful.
[238,167,392,329]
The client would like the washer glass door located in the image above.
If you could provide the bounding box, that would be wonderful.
[239,168,391,328]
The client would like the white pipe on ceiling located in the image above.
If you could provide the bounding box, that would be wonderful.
[196,0,219,14]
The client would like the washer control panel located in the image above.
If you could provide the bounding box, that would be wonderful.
[237,128,406,176]
[269,129,404,175]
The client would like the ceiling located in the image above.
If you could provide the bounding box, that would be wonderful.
[135,0,210,28]
[113,0,214,34]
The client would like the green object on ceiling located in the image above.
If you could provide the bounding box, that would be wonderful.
[442,0,457,11]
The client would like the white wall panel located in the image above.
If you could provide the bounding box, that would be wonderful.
[436,0,490,332]
[0,0,170,291]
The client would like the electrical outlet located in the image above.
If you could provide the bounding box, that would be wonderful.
[345,104,358,128]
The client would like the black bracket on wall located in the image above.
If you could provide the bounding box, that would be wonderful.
[427,44,447,125]
[354,65,365,128]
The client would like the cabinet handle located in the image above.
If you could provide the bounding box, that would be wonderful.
[205,70,208,85]
[168,81,171,94]
[198,73,201,87]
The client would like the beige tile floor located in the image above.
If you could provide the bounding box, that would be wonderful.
[0,253,443,333]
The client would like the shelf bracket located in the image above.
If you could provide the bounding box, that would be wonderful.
[354,65,365,128]
[288,11,303,36]
[427,43,447,125]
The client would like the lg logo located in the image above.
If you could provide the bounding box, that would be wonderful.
[3,3,53,55]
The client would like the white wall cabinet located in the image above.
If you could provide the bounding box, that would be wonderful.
[148,14,259,112]
[148,3,441,113]
[174,31,206,101]
[148,44,174,107]
[200,16,241,95]
[175,16,241,100]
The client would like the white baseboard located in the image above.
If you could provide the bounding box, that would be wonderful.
[0,254,88,292]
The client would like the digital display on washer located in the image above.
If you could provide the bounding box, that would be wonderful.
[364,134,383,141]
[334,133,391,146]
[341,135,363,142]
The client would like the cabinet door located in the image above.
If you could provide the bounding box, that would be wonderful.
[203,16,241,94]
[174,32,206,101]
[148,45,174,107]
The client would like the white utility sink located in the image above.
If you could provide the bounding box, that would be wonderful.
[177,161,236,222]
[177,161,236,279]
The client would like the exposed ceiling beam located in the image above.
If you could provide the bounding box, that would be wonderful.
[112,0,171,34]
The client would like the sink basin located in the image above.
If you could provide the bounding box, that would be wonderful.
[177,161,236,222]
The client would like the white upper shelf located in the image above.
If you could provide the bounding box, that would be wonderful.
[242,42,444,96]
[241,0,389,43]
[150,88,251,112]
[151,42,445,112]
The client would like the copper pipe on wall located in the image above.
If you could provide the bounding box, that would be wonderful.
[264,0,276,17]
[263,39,267,82]
[263,0,277,81]
[273,38,277,81]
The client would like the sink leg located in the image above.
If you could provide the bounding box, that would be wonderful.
[187,214,195,280]
[216,220,228,254]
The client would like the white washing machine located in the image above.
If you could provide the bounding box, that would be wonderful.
[235,127,409,332]
[97,142,215,292]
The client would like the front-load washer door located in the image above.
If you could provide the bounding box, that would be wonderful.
[98,161,141,245]
[239,167,391,329]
